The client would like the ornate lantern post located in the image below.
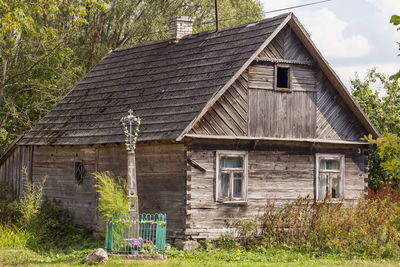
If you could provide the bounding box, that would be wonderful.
[120,109,141,219]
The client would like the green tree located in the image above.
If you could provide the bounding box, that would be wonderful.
[352,71,400,189]
[0,0,106,153]
[390,14,400,80]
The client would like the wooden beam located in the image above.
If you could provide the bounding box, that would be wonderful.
[184,134,368,146]
[255,57,315,66]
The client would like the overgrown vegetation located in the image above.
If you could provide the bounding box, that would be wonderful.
[212,188,400,259]
[0,172,98,252]
[93,171,129,220]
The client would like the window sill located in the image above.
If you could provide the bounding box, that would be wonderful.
[216,200,248,205]
[275,88,292,93]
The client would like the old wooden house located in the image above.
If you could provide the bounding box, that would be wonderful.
[0,13,379,239]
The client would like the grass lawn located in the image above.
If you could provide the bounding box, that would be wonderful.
[1,246,400,266]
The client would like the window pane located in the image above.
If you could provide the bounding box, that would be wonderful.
[319,174,327,200]
[220,156,243,168]
[331,174,340,199]
[233,172,243,198]
[320,159,340,170]
[220,173,229,198]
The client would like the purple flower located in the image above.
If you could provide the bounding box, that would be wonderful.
[121,218,126,225]
[149,220,154,225]
[130,219,134,225]
[108,220,112,226]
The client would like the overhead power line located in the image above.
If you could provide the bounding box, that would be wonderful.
[264,0,332,14]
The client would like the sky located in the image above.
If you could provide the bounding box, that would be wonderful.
[260,0,400,89]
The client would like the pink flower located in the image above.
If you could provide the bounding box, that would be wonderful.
[121,218,126,225]
[108,220,112,226]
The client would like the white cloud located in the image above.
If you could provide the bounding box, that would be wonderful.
[333,62,399,89]
[299,8,372,58]
[365,0,400,19]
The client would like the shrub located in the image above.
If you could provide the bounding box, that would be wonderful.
[227,188,400,259]
[93,171,129,220]
[16,168,46,228]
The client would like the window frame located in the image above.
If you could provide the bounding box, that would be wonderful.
[74,161,85,185]
[315,153,345,201]
[215,151,248,203]
[274,63,292,91]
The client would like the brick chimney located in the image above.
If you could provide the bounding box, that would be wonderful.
[169,16,193,42]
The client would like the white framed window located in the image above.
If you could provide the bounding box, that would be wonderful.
[315,154,344,201]
[215,151,248,202]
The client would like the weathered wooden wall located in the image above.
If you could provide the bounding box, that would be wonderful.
[33,146,98,225]
[189,73,249,136]
[0,145,32,198]
[188,24,368,141]
[31,143,186,238]
[185,144,367,239]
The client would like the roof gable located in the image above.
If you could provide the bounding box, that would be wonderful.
[181,14,380,141]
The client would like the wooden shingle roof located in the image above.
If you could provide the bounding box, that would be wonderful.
[20,13,290,145]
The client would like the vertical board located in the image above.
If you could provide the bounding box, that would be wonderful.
[249,90,316,138]
[0,145,32,199]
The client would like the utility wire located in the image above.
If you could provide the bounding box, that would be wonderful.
[264,0,332,14]
[121,0,334,41]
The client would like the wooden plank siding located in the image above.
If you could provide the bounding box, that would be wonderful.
[31,143,186,238]
[0,146,32,198]
[185,145,366,239]
[316,71,367,140]
[189,74,249,136]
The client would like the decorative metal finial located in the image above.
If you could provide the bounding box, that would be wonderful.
[120,110,141,152]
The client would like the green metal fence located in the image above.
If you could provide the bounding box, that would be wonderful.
[105,213,167,256]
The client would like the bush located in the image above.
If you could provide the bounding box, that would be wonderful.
[93,171,129,220]
[226,188,400,259]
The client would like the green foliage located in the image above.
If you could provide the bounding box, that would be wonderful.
[366,133,400,185]
[93,171,129,220]
[16,168,46,227]
[223,193,400,259]
[351,70,400,190]
[390,14,400,80]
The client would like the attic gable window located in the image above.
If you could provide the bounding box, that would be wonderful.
[316,154,344,201]
[74,161,85,185]
[275,64,291,90]
[215,151,248,202]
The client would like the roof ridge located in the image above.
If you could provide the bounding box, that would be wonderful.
[112,13,292,54]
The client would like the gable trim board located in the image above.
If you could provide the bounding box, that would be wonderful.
[178,13,380,141]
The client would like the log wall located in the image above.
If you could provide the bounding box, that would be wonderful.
[185,145,367,239]
[0,145,32,198]
[31,143,187,238]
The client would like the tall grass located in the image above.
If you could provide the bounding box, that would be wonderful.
[225,187,400,258]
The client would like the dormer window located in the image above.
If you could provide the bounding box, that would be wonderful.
[275,64,291,91]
